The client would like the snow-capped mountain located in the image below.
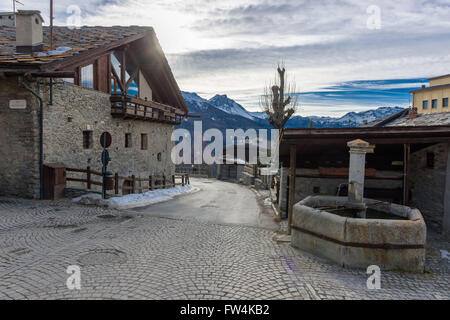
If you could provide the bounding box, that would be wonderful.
[179,91,405,133]
[208,94,256,120]
[250,111,269,120]
[286,106,405,128]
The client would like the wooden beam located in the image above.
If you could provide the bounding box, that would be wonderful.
[403,143,410,205]
[124,69,139,91]
[120,50,126,85]
[111,67,125,93]
[4,71,76,78]
[288,145,297,235]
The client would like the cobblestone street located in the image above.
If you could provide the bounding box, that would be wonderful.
[0,179,449,300]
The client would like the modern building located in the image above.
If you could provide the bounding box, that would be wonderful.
[411,74,450,114]
[0,10,188,199]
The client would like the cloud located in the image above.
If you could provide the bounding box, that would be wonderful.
[2,0,449,116]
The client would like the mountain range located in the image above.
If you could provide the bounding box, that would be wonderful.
[178,91,405,134]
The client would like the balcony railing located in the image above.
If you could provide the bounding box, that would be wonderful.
[110,94,185,125]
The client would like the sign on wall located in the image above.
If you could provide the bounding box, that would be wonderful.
[9,100,27,109]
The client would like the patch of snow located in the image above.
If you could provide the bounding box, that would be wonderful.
[264,197,272,206]
[440,249,450,262]
[108,185,195,209]
[72,185,196,209]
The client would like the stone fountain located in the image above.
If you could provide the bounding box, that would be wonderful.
[291,139,426,272]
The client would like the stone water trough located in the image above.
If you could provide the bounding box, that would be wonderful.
[291,140,426,272]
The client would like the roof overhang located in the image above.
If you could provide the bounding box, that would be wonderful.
[280,125,450,158]
[409,83,450,93]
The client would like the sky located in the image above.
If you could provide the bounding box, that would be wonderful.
[2,0,450,116]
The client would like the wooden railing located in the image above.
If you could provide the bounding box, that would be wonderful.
[115,173,190,195]
[66,166,190,196]
[110,94,184,125]
[66,167,103,188]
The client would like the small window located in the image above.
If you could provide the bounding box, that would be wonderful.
[141,134,148,150]
[443,98,449,107]
[81,64,94,88]
[432,99,438,109]
[125,133,132,148]
[427,152,434,168]
[83,131,92,149]
[157,152,162,161]
[422,100,428,109]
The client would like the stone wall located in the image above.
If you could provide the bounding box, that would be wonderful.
[278,167,403,216]
[408,142,449,232]
[0,76,40,198]
[0,77,176,198]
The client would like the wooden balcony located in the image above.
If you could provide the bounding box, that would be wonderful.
[110,94,185,125]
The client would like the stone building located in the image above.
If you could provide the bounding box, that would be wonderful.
[278,108,450,235]
[0,10,188,199]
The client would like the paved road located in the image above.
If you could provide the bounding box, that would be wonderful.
[132,178,278,229]
[0,180,448,300]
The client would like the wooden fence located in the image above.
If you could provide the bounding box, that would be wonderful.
[66,166,190,196]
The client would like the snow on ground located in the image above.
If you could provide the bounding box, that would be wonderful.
[72,185,195,209]
[440,250,450,262]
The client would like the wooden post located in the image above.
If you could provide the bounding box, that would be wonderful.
[172,175,175,187]
[149,175,153,191]
[182,175,185,186]
[163,175,166,189]
[114,173,119,195]
[131,175,136,194]
[287,145,297,235]
[87,166,91,190]
[403,144,410,205]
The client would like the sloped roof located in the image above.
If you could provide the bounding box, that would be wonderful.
[384,112,450,127]
[0,25,152,66]
[0,25,188,113]
[361,109,450,127]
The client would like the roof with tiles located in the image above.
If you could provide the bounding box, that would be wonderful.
[361,109,450,127]
[0,25,153,67]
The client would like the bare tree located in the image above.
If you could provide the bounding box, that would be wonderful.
[260,63,299,129]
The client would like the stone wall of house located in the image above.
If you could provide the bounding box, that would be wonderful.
[408,142,449,232]
[40,81,175,192]
[0,76,41,198]
[0,77,176,198]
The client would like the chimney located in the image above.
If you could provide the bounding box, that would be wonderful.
[15,10,44,54]
[408,107,418,120]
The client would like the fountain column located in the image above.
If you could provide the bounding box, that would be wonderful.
[347,139,375,203]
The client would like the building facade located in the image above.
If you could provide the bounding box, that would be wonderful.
[411,74,450,114]
[0,10,188,199]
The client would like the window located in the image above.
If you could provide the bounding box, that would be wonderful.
[125,133,132,148]
[432,99,438,109]
[83,131,92,149]
[141,134,148,150]
[81,64,94,88]
[157,152,162,161]
[427,152,434,168]
[443,98,449,108]
[422,100,428,109]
